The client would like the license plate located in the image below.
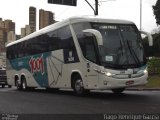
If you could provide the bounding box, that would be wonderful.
[126,80,134,86]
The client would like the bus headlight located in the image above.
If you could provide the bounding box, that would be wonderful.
[105,72,115,77]
[143,69,148,74]
[106,72,112,76]
[94,68,116,77]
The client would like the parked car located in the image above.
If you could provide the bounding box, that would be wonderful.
[0,67,11,88]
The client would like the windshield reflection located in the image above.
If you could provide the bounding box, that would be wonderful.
[91,23,146,69]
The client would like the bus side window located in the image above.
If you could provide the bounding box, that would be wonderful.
[72,22,99,63]
[76,34,98,63]
[47,26,76,52]
[58,26,79,63]
[47,30,60,51]
[7,46,14,59]
[58,26,76,51]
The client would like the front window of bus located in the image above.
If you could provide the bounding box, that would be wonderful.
[92,23,146,69]
[72,22,146,69]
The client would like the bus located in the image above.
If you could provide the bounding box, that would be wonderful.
[6,17,153,95]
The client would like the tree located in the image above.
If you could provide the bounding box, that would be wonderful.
[143,33,160,57]
[153,0,160,25]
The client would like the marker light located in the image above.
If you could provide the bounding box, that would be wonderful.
[144,69,148,74]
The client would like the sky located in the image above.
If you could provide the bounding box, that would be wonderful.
[0,0,158,34]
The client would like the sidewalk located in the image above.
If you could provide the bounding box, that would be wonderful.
[127,86,160,91]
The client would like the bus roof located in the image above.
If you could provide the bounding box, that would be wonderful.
[69,16,134,24]
[6,16,135,47]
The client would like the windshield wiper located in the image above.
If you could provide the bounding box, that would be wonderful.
[115,38,127,65]
[126,39,141,66]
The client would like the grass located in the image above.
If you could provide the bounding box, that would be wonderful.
[130,74,160,89]
[145,74,160,88]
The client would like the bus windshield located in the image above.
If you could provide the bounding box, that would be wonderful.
[92,23,146,69]
[73,22,146,69]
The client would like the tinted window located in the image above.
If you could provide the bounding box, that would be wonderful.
[58,26,75,50]
[47,30,59,51]
[72,23,99,63]
[7,25,77,59]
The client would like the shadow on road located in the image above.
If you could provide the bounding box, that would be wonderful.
[16,88,149,101]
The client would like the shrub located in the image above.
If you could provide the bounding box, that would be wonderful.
[147,57,160,75]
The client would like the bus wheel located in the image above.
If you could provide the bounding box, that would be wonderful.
[21,77,27,91]
[73,75,85,96]
[112,88,125,94]
[16,80,22,90]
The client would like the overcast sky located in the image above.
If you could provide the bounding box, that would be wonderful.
[0,0,158,34]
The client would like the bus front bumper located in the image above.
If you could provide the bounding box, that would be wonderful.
[97,72,148,90]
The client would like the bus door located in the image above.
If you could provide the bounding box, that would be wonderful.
[82,35,99,89]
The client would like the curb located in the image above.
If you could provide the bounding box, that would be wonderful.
[127,88,160,91]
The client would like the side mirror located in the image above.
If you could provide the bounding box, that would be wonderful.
[83,29,103,46]
[140,30,153,46]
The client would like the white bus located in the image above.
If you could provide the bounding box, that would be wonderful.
[6,17,153,95]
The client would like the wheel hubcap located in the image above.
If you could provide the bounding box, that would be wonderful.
[16,81,19,88]
[75,79,82,91]
[22,80,26,90]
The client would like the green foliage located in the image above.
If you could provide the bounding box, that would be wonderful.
[147,57,160,75]
[143,32,160,57]
[146,75,160,88]
[153,0,160,25]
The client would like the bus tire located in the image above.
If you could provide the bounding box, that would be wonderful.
[21,77,27,91]
[73,75,86,96]
[15,79,22,90]
[112,88,125,94]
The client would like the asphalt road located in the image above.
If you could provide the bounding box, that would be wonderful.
[0,87,160,119]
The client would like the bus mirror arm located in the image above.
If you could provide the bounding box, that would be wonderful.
[83,29,103,45]
[140,30,153,46]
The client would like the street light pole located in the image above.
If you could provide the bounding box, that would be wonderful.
[85,0,99,15]
[85,0,115,16]
[140,0,142,30]
[95,0,99,15]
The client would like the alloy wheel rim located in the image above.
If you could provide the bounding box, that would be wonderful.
[75,79,82,92]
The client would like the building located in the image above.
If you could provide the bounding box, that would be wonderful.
[0,19,15,43]
[16,35,21,40]
[0,28,6,52]
[4,20,15,33]
[20,25,32,38]
[0,19,15,33]
[20,6,36,38]
[39,9,55,29]
[29,6,36,33]
[0,28,7,43]
[21,28,26,38]
[7,31,16,43]
[25,25,32,36]
[0,19,5,28]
